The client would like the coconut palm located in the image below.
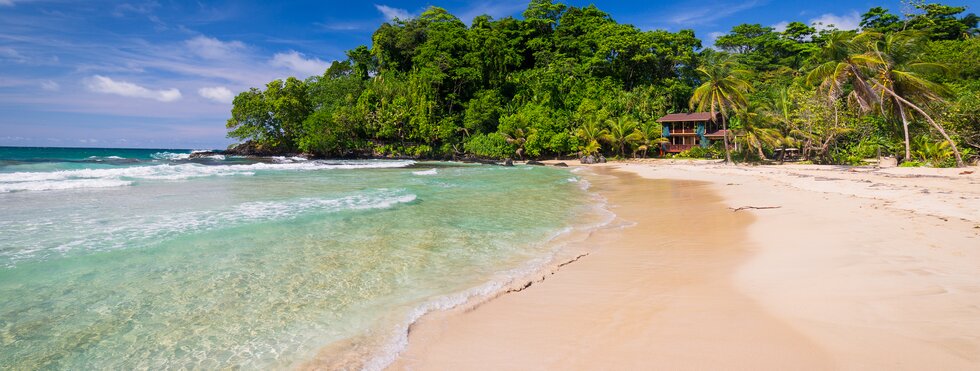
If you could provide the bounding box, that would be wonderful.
[808,30,963,167]
[501,127,528,159]
[633,121,668,157]
[601,116,642,157]
[575,120,607,157]
[690,52,752,164]
[732,105,779,160]
[764,88,807,161]
[852,31,962,166]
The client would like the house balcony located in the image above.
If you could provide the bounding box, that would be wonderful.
[668,128,697,135]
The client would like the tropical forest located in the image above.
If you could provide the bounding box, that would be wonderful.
[224,0,979,167]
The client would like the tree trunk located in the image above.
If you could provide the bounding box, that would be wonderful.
[722,115,732,164]
[877,84,964,167]
[898,103,912,161]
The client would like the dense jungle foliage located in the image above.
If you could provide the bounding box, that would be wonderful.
[225,0,979,167]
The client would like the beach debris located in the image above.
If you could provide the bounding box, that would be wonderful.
[553,162,569,167]
[728,206,782,212]
[960,171,974,175]
[526,160,546,166]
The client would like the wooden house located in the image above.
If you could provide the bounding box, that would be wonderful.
[656,112,729,153]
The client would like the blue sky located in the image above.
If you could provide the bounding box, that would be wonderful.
[0,0,946,149]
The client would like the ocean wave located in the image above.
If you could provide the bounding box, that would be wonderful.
[151,151,192,160]
[87,155,127,160]
[0,179,134,193]
[3,189,418,264]
[0,160,416,192]
[412,169,437,176]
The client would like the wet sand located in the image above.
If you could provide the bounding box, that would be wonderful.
[389,162,980,370]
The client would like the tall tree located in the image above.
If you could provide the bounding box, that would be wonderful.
[690,53,752,164]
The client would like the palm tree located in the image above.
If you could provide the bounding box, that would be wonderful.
[502,127,528,159]
[733,103,779,160]
[575,120,607,157]
[633,121,667,157]
[808,31,964,167]
[601,116,642,157]
[764,88,807,162]
[690,52,752,164]
[852,31,962,167]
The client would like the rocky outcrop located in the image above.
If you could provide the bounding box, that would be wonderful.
[188,151,222,159]
[224,141,292,157]
[526,160,545,166]
[553,162,568,167]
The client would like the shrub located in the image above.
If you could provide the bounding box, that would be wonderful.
[899,160,923,167]
[677,146,722,159]
[464,133,513,159]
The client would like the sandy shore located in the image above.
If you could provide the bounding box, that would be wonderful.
[389,161,980,370]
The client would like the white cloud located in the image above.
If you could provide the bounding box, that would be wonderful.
[185,36,245,60]
[198,86,234,103]
[456,1,525,23]
[0,0,15,6]
[0,47,26,62]
[269,51,330,77]
[112,2,160,17]
[666,0,765,26]
[85,75,182,102]
[707,31,726,47]
[772,21,789,32]
[375,4,413,21]
[810,11,861,31]
[40,80,60,91]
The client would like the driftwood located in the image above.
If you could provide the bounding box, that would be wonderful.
[729,206,782,212]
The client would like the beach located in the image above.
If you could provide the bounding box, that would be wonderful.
[391,161,980,370]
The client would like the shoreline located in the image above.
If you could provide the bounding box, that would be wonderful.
[387,161,980,369]
[300,166,620,370]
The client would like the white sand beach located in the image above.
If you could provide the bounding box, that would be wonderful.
[389,161,980,370]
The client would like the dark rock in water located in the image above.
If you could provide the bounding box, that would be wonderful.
[503,159,514,166]
[581,155,596,164]
[598,155,607,163]
[553,162,568,167]
[224,141,287,157]
[188,151,221,159]
[526,160,545,166]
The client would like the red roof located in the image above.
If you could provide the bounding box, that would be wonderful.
[656,112,716,123]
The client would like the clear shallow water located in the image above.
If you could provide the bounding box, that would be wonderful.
[0,147,599,369]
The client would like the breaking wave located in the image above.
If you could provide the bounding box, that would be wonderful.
[0,160,416,193]
[1,189,418,264]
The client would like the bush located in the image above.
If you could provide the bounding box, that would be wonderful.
[677,146,722,159]
[899,160,923,167]
[464,133,513,159]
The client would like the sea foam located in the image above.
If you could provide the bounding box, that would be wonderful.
[0,160,415,192]
[2,189,418,264]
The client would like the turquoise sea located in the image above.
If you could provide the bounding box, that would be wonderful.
[0,147,607,369]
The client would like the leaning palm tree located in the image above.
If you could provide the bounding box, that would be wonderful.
[851,31,963,167]
[601,116,642,157]
[808,31,964,167]
[690,53,752,164]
